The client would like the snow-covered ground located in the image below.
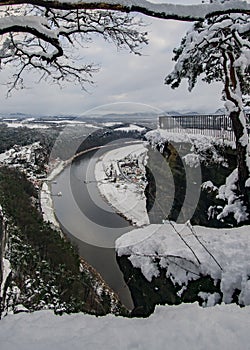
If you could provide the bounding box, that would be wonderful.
[4,122,49,129]
[0,142,42,166]
[40,160,66,230]
[0,142,46,187]
[40,182,61,230]
[0,150,9,162]
[0,141,65,230]
[116,222,250,306]
[1,119,99,129]
[46,160,66,182]
[114,124,146,133]
[146,128,235,153]
[0,258,11,299]
[1,303,250,350]
[95,143,149,227]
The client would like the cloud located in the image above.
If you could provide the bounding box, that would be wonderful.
[0,1,225,116]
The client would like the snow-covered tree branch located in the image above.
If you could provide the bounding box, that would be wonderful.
[165,12,250,208]
[0,5,148,93]
[0,0,249,92]
[0,0,250,21]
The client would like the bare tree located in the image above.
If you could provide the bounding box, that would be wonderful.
[165,12,250,205]
[0,0,249,93]
[0,5,148,94]
[1,0,249,20]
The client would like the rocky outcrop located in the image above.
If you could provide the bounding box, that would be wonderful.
[0,207,12,318]
[117,255,221,317]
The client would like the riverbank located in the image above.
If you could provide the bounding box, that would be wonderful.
[40,145,107,228]
[40,158,128,312]
[40,159,66,231]
[94,143,150,227]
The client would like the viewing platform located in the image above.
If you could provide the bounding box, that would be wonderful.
[159,114,250,141]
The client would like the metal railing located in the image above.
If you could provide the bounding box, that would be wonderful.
[159,114,250,142]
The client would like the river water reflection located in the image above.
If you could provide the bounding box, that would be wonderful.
[51,147,135,309]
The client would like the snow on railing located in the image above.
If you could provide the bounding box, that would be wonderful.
[159,114,250,142]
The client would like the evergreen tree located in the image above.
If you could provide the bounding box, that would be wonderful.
[165,12,250,206]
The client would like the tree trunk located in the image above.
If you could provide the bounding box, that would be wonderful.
[230,110,250,203]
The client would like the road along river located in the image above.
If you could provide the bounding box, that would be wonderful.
[51,142,142,310]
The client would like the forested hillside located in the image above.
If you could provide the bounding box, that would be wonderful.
[0,167,125,317]
[0,124,60,154]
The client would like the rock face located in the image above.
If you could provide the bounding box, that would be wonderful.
[144,140,243,227]
[116,139,249,317]
[0,212,3,284]
[117,255,221,317]
[0,207,12,319]
[0,212,4,303]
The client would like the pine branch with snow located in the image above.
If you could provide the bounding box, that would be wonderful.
[165,12,250,206]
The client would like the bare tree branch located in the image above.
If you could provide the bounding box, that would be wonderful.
[0,0,249,21]
[0,5,148,92]
[0,1,249,92]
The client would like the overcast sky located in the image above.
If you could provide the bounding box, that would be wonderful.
[0,0,241,117]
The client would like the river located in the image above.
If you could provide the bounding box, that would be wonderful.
[51,145,138,310]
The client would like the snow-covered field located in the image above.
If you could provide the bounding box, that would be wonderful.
[1,303,250,350]
[4,122,49,129]
[95,143,150,227]
[114,124,146,133]
[1,119,99,129]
